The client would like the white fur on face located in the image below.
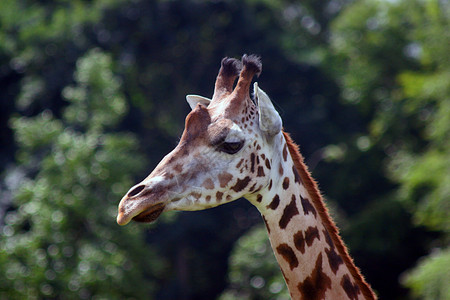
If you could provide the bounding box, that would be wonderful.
[225,122,245,143]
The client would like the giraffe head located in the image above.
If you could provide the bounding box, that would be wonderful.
[117,55,283,225]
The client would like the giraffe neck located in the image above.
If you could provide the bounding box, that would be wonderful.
[247,132,376,300]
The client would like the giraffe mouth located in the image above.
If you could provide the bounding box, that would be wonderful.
[132,203,166,223]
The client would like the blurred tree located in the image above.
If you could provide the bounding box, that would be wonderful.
[330,0,449,298]
[402,248,450,300]
[218,225,289,300]
[390,1,449,298]
[1,0,446,299]
[0,49,164,299]
[0,0,126,169]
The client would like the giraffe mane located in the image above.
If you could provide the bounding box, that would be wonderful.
[282,131,377,299]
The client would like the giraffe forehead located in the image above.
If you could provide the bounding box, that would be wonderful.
[207,118,245,144]
[183,95,259,148]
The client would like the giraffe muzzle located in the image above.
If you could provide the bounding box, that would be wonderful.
[117,175,176,225]
[116,197,167,225]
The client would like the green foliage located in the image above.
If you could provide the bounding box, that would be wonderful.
[402,248,450,300]
[390,2,450,297]
[331,0,449,298]
[63,49,127,132]
[391,10,450,231]
[0,50,162,299]
[391,148,450,232]
[0,0,448,299]
[219,225,289,300]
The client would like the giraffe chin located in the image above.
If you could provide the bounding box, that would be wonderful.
[132,203,165,223]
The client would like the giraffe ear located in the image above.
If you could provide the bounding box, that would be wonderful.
[254,82,282,137]
[186,95,211,110]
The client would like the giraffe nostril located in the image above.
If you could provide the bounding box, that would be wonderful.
[128,185,145,197]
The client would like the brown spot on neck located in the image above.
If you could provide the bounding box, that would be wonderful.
[278,162,284,176]
[297,253,332,300]
[267,194,280,210]
[256,194,263,203]
[279,195,299,229]
[276,243,299,270]
[300,195,317,218]
[292,165,301,184]
[282,177,290,190]
[341,274,361,300]
[325,247,344,275]
[293,230,306,254]
[323,229,334,249]
[283,143,288,161]
[265,158,271,169]
[305,226,320,246]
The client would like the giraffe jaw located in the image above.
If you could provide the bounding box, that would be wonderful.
[117,201,166,226]
[131,203,166,223]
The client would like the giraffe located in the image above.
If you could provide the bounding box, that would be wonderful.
[116,55,377,299]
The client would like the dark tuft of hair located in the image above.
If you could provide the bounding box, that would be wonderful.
[241,54,262,77]
[221,57,242,77]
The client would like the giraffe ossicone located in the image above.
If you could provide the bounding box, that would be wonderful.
[117,55,377,299]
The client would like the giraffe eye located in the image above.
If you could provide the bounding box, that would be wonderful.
[218,141,244,154]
